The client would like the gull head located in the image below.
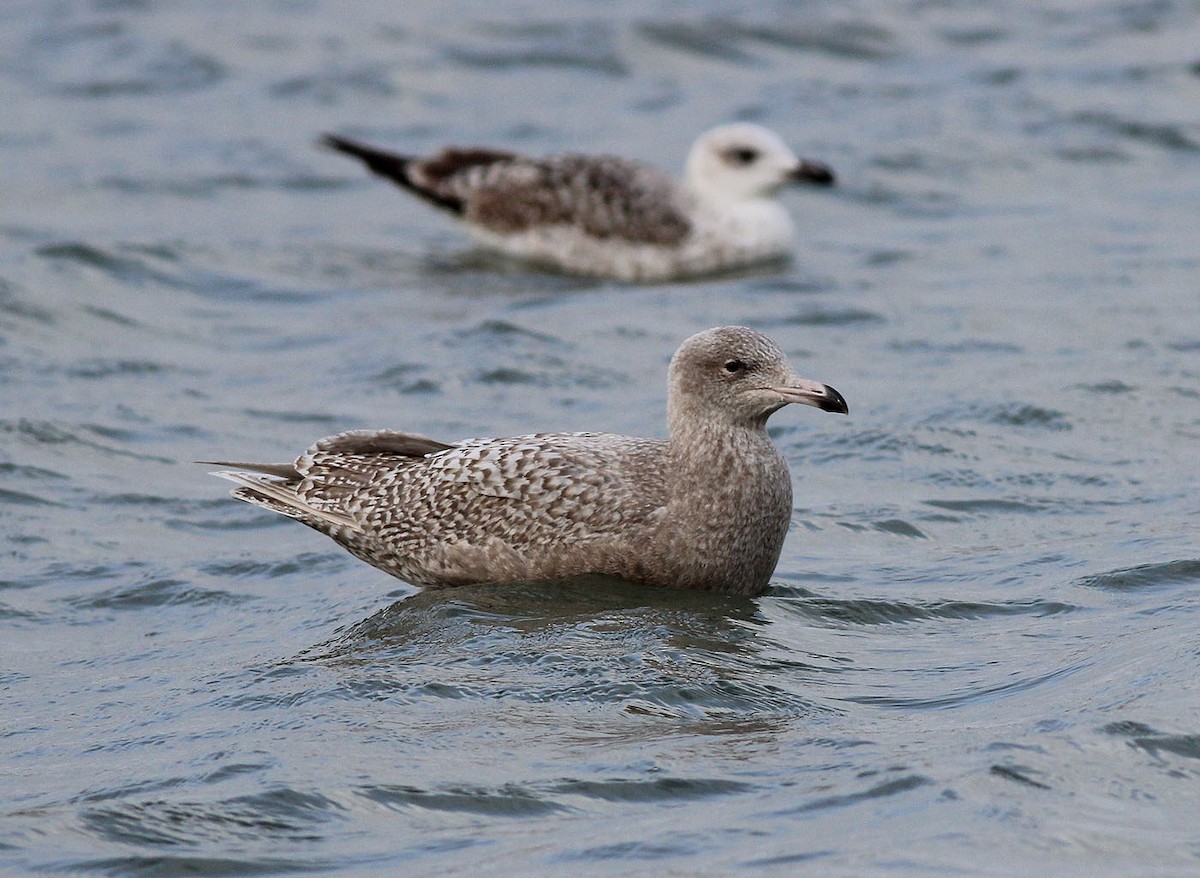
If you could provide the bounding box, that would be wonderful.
[684,124,835,203]
[668,326,847,435]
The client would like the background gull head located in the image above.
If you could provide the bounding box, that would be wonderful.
[684,123,835,202]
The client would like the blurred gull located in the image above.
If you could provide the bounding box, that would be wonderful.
[322,124,835,281]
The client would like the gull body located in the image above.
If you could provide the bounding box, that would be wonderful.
[322,125,835,281]
[209,327,847,595]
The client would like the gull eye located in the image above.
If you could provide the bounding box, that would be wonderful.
[723,359,747,374]
[728,148,759,165]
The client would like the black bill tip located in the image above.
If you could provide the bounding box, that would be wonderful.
[819,384,849,414]
[791,159,836,187]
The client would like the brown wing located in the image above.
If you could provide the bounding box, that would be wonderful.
[464,154,692,245]
[323,134,692,245]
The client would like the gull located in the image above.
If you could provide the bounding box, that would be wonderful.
[321,124,835,281]
[207,327,847,595]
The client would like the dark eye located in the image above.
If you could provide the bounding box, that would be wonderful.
[723,359,747,373]
[729,148,759,165]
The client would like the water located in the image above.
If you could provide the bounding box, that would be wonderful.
[2,0,1199,874]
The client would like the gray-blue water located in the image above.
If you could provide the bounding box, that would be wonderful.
[2,1,1199,875]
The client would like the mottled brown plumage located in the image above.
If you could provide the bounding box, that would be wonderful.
[321,124,836,281]
[464,155,692,245]
[209,327,848,594]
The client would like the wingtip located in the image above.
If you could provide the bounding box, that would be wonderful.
[207,468,256,485]
[319,132,356,155]
[197,460,300,479]
[206,468,364,533]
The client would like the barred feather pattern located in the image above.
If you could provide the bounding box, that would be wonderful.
[215,327,847,595]
[237,431,672,588]
[412,153,692,246]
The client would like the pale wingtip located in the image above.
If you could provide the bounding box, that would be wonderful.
[203,468,364,534]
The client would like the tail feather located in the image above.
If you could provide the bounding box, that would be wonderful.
[321,133,463,213]
[209,470,362,533]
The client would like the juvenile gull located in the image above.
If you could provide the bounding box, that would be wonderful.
[321,124,835,282]
[207,326,847,595]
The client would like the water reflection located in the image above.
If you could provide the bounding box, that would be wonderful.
[299,577,830,728]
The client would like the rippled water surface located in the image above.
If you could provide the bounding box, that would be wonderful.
[2,0,1199,875]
